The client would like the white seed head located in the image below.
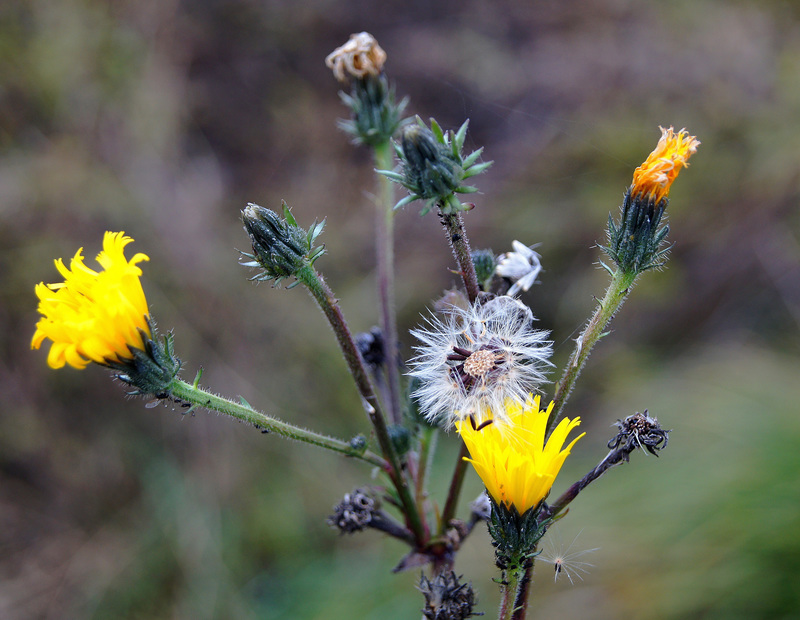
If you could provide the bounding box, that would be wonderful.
[408,296,553,429]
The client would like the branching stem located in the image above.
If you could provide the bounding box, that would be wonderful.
[295,264,426,545]
[167,378,387,468]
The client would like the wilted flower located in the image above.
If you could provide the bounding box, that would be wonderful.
[409,296,552,428]
[630,126,700,204]
[603,126,699,274]
[325,32,387,82]
[496,241,542,296]
[456,394,584,515]
[418,571,479,620]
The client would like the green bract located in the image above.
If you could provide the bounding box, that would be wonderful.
[379,116,493,215]
[241,202,326,287]
[338,74,408,147]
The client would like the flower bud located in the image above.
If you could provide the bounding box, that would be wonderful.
[241,202,325,286]
[379,117,492,215]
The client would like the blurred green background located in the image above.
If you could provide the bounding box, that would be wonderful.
[3,0,800,618]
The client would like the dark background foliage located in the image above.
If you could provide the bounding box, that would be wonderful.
[3,0,800,618]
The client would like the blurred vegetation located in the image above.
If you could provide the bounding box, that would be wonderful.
[3,0,800,618]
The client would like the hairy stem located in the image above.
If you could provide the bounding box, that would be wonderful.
[510,563,533,620]
[497,562,533,620]
[547,268,637,436]
[438,210,481,304]
[373,140,403,424]
[167,378,387,468]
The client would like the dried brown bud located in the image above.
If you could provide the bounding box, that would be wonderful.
[325,32,387,82]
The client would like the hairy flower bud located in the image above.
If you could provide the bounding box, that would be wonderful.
[241,202,325,287]
[379,116,492,215]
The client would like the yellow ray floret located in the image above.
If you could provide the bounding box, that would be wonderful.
[32,232,151,370]
[631,126,700,204]
[456,395,584,514]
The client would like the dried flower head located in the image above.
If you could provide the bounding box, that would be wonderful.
[409,296,552,428]
[418,571,479,620]
[496,240,542,296]
[325,32,387,82]
[608,410,670,459]
[631,126,700,204]
[327,488,378,534]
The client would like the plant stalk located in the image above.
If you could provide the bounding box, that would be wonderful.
[546,267,637,436]
[167,378,387,468]
[438,210,481,304]
[440,442,469,534]
[373,139,403,424]
[295,264,426,544]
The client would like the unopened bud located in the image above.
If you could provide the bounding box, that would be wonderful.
[241,202,325,286]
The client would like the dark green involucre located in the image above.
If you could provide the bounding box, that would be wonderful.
[338,74,408,147]
[241,201,326,288]
[488,497,551,580]
[379,116,493,216]
[107,320,181,396]
[601,189,671,275]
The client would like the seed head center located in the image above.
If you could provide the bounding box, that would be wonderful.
[462,349,498,378]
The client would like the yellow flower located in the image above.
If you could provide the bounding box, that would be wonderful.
[631,126,700,203]
[32,232,151,370]
[456,395,584,514]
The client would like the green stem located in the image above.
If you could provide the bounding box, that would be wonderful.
[546,268,637,436]
[167,378,386,468]
[498,568,520,620]
[511,563,533,620]
[373,140,402,424]
[439,442,469,534]
[497,562,534,620]
[294,264,426,545]
[438,210,480,304]
[416,426,437,512]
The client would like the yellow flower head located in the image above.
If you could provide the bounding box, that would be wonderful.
[631,126,700,204]
[32,232,151,370]
[456,395,584,514]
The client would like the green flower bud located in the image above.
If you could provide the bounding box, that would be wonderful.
[378,116,493,216]
[471,248,497,291]
[241,202,325,287]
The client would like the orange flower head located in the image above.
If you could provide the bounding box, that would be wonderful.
[631,126,700,203]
